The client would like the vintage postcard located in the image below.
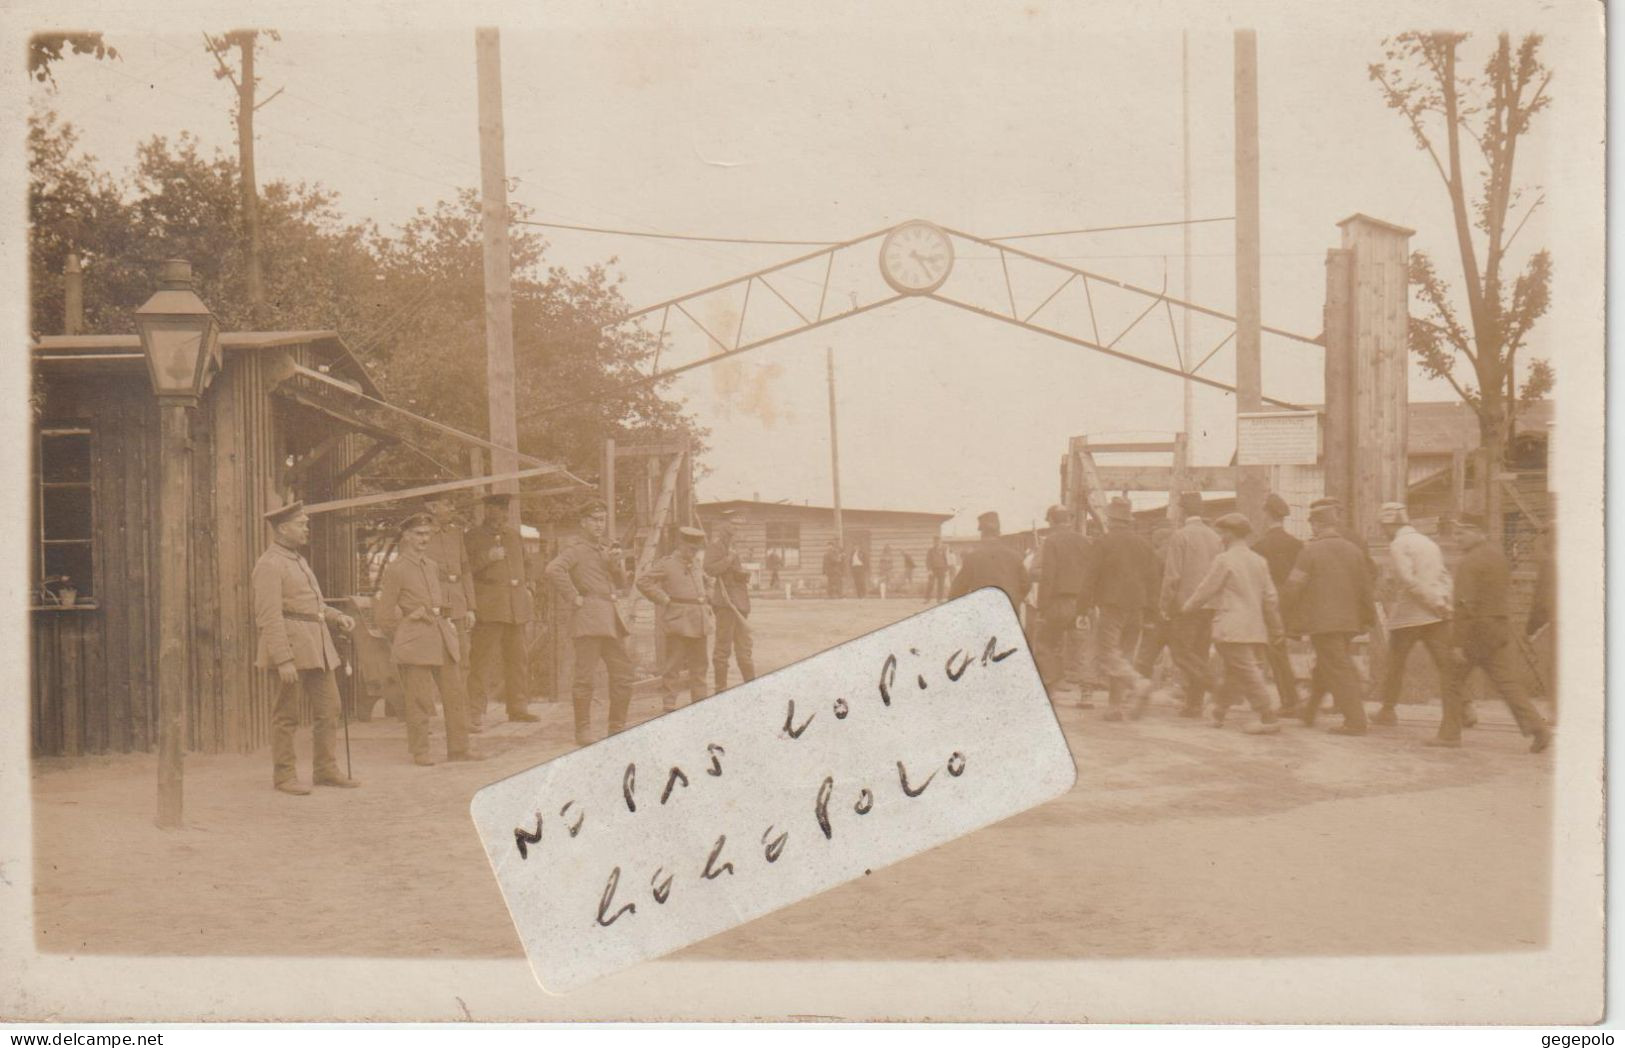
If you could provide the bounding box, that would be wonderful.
[0,0,1606,1026]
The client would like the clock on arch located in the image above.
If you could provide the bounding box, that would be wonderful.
[878,220,955,295]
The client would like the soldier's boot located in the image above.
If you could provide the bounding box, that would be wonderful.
[1371,706,1399,726]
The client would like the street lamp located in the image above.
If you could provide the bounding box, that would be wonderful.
[135,259,221,404]
[135,258,220,828]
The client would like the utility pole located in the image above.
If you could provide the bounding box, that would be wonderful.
[826,346,844,548]
[475,27,520,522]
[1176,30,1195,524]
[1233,28,1267,526]
[206,31,276,323]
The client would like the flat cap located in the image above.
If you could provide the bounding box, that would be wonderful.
[677,525,706,543]
[1309,496,1341,510]
[264,500,305,525]
[1213,512,1253,536]
[1264,493,1291,518]
[1179,491,1205,515]
[1106,497,1134,522]
[1045,503,1073,524]
[977,510,1001,533]
[1377,502,1410,525]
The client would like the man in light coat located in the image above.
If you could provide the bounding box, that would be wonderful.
[375,512,482,765]
[252,501,360,794]
[1374,501,1459,726]
[637,527,713,711]
[1251,493,1304,715]
[1160,491,1223,717]
[1181,512,1283,734]
[546,500,635,746]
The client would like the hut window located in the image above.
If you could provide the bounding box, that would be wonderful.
[38,427,94,598]
[765,520,801,568]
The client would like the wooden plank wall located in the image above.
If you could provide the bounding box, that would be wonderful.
[30,374,159,757]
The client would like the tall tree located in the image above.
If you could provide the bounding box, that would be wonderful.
[204,29,283,325]
[29,32,118,85]
[1370,32,1553,545]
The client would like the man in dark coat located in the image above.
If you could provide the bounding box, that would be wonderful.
[466,493,537,723]
[949,511,1030,612]
[1086,497,1160,719]
[637,526,713,712]
[706,509,757,692]
[1033,504,1090,696]
[545,500,635,746]
[1286,503,1377,735]
[1427,514,1552,752]
[823,540,845,598]
[1251,493,1305,715]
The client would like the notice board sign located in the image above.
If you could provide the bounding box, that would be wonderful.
[1236,411,1321,466]
[469,587,1076,994]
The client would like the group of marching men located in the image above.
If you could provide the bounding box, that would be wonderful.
[956,489,1553,752]
[250,494,761,794]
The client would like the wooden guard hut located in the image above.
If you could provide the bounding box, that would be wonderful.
[29,330,398,758]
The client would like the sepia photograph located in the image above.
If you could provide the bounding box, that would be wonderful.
[0,0,1607,1027]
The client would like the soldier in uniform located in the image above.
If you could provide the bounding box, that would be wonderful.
[251,501,361,795]
[1159,491,1222,717]
[1033,504,1090,698]
[1426,513,1553,752]
[637,526,713,712]
[1182,513,1283,735]
[375,512,482,765]
[1251,493,1305,716]
[546,500,635,746]
[949,511,1030,611]
[705,509,757,691]
[422,495,479,728]
[1085,498,1160,719]
[1373,501,1458,727]
[466,494,537,723]
[1286,501,1377,734]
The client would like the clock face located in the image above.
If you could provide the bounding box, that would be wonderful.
[878,221,955,295]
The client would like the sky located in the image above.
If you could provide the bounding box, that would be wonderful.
[23,1,1595,534]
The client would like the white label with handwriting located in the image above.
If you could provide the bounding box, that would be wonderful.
[469,587,1077,993]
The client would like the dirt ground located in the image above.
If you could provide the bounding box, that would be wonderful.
[30,596,1550,962]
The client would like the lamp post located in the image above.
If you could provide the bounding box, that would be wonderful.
[134,259,220,829]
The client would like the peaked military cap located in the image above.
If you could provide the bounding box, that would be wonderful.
[264,500,305,526]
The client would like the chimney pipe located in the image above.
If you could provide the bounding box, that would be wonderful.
[63,253,83,335]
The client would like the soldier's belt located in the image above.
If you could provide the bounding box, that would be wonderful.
[282,611,322,623]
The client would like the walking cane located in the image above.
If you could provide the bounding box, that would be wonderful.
[336,624,354,780]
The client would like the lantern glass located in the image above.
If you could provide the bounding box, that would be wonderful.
[136,313,220,399]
